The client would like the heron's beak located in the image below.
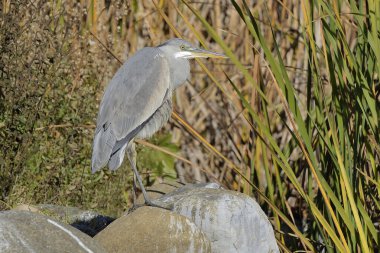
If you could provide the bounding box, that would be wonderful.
[187,48,228,59]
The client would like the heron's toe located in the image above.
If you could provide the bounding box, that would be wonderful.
[146,199,174,211]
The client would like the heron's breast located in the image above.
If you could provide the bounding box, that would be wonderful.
[136,99,173,139]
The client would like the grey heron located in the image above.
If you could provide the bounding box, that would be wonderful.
[91,38,226,208]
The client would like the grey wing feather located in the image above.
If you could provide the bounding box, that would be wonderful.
[108,93,172,171]
[91,48,170,172]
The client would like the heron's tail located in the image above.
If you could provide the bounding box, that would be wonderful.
[91,127,116,173]
[108,147,126,171]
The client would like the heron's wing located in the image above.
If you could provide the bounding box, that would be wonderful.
[91,47,170,172]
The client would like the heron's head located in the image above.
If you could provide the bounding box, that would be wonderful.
[158,38,227,60]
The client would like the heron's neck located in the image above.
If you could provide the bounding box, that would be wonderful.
[171,58,190,88]
[159,49,190,89]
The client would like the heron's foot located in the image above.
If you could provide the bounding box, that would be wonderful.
[145,199,174,210]
[127,203,144,214]
[128,199,173,212]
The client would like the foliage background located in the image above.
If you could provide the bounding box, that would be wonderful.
[0,0,379,252]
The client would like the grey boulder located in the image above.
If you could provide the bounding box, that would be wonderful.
[13,204,114,237]
[94,206,211,253]
[0,210,106,253]
[158,184,280,253]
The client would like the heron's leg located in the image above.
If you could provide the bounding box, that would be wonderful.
[126,142,173,210]
[126,143,151,203]
[132,173,137,206]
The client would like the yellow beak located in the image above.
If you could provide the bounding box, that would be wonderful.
[187,48,228,59]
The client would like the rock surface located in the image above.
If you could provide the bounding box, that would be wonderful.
[13,204,114,237]
[7,185,279,253]
[158,184,280,253]
[0,210,106,253]
[94,206,211,253]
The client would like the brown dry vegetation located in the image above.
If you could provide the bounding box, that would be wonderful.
[1,0,379,252]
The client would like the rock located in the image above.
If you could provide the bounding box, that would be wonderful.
[13,204,114,237]
[94,206,211,253]
[157,184,280,253]
[0,210,106,253]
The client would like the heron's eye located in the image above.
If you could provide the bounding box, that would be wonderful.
[180,44,186,50]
